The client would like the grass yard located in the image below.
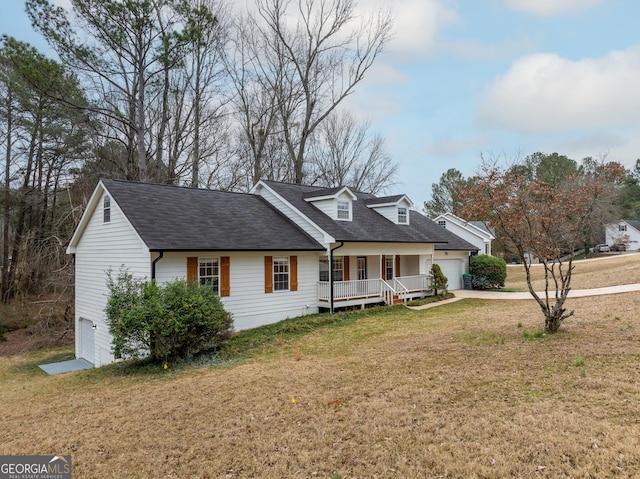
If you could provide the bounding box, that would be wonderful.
[2,287,640,477]
[505,252,640,291]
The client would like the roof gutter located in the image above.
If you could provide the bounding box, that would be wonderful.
[329,242,345,314]
[151,251,164,281]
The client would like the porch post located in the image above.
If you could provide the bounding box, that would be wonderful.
[330,242,344,314]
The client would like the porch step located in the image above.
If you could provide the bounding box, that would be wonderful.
[392,295,404,305]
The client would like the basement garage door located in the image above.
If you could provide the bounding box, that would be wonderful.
[79,318,95,365]
[434,259,463,290]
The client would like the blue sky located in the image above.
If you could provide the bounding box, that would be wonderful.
[2,0,639,207]
[348,0,640,205]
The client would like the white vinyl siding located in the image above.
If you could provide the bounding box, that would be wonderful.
[74,191,150,367]
[369,199,411,225]
[434,214,493,256]
[155,251,320,331]
[433,250,470,290]
[605,221,640,250]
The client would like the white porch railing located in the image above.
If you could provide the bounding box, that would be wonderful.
[391,278,409,302]
[396,275,432,294]
[317,278,384,302]
[317,274,432,305]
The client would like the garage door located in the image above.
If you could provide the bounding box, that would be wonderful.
[79,318,95,365]
[434,260,462,290]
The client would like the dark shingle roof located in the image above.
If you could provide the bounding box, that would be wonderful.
[102,179,324,251]
[469,220,495,237]
[363,195,406,206]
[625,219,640,232]
[302,186,348,199]
[263,181,464,245]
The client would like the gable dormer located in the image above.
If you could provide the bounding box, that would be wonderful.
[303,186,357,221]
[364,195,413,225]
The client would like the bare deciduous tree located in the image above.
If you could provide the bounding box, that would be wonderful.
[308,110,397,194]
[230,0,392,185]
[461,156,625,333]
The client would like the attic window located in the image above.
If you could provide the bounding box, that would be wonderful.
[103,195,111,223]
[438,220,446,229]
[398,207,408,224]
[619,224,627,232]
[337,201,351,220]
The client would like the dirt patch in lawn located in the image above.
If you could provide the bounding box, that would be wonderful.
[2,293,639,478]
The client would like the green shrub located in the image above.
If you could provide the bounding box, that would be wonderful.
[105,269,233,362]
[430,263,448,295]
[470,254,506,290]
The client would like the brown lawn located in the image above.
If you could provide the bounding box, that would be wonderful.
[2,290,640,478]
[505,252,640,291]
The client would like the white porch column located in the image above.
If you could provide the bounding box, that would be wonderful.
[419,254,433,275]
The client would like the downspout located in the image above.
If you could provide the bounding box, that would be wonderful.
[151,251,164,281]
[329,242,344,314]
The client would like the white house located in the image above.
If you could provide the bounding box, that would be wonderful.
[605,219,640,250]
[433,212,495,256]
[67,180,478,367]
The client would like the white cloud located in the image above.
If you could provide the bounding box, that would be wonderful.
[503,0,603,16]
[477,46,640,134]
[444,36,534,61]
[357,0,460,58]
[426,135,490,157]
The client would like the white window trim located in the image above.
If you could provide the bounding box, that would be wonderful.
[103,195,111,223]
[398,207,408,224]
[337,201,351,221]
[198,257,220,293]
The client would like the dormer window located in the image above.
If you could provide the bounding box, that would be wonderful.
[398,207,408,224]
[438,220,446,228]
[337,201,350,220]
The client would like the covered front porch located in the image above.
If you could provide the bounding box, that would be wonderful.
[316,249,436,308]
[317,275,432,307]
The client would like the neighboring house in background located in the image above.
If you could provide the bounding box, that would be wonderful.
[605,219,640,250]
[433,212,495,256]
[68,179,478,367]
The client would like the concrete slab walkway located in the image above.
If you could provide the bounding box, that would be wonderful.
[453,283,640,300]
[39,358,94,375]
[407,283,640,310]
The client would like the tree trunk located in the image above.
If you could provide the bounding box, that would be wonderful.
[2,85,13,301]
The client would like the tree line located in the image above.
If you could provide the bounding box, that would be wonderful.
[425,151,640,237]
[0,0,395,304]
